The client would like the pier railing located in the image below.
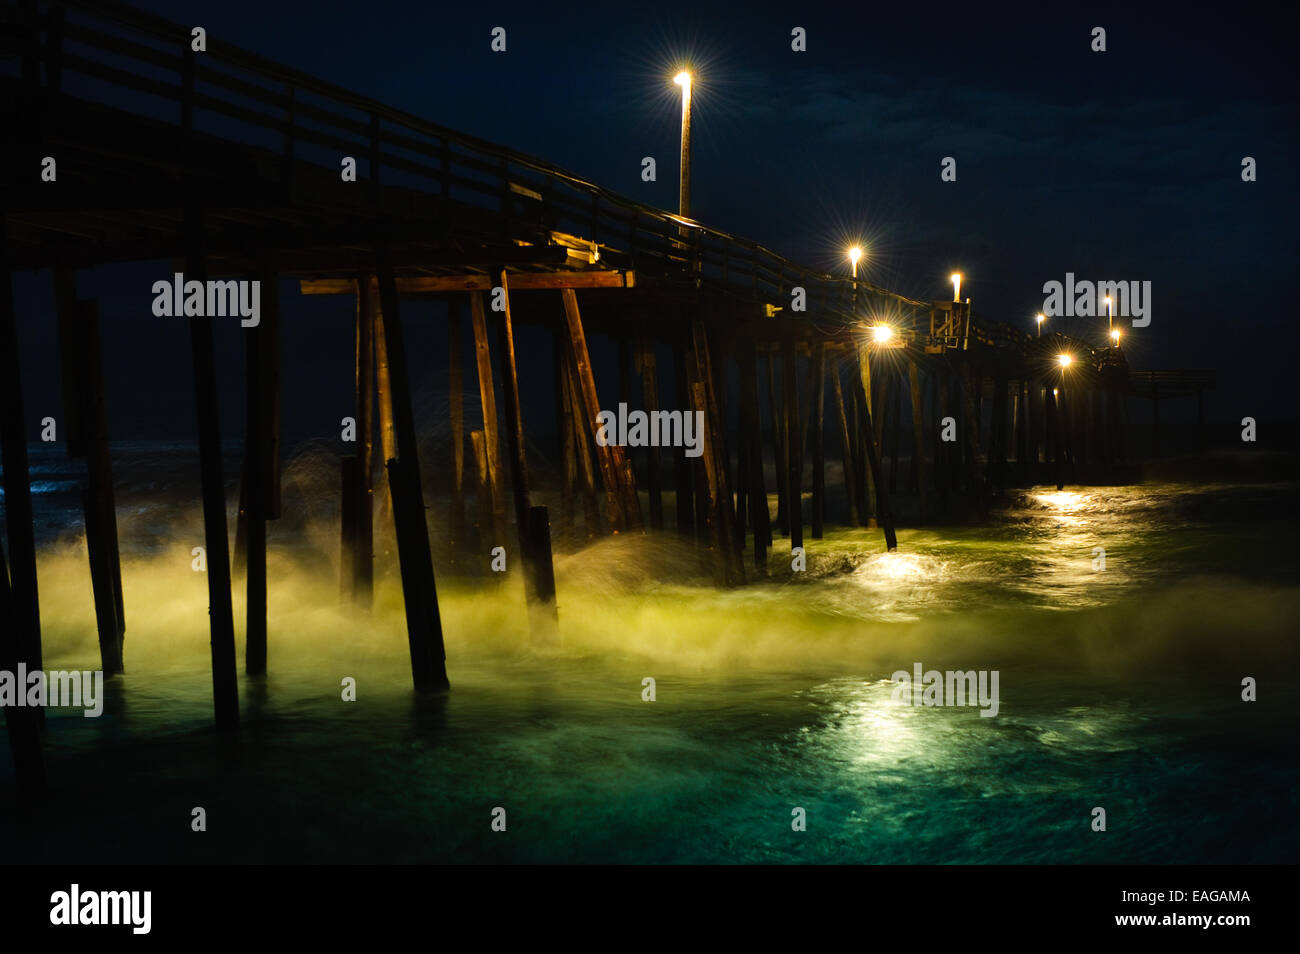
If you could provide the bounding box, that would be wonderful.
[2,0,935,328]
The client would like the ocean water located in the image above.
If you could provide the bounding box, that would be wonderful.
[2,443,1298,863]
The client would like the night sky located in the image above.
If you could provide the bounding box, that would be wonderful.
[10,0,1298,444]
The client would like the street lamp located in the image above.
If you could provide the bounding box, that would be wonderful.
[872,324,894,344]
[1057,353,1072,367]
[1110,328,1121,346]
[848,246,863,279]
[674,71,692,220]
[951,272,962,303]
[1036,313,1045,337]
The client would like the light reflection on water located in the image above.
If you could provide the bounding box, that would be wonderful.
[4,474,1299,863]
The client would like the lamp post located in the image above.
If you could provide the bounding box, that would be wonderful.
[951,272,962,303]
[1036,313,1045,337]
[674,71,692,220]
[848,246,862,279]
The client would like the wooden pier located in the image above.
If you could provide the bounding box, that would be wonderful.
[0,0,1216,803]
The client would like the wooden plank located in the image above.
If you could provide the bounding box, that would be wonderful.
[301,270,634,295]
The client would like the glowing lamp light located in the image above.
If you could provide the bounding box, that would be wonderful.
[674,71,691,87]
[951,272,962,303]
[1110,329,1121,344]
[872,324,894,344]
[1057,353,1072,367]
[848,245,863,278]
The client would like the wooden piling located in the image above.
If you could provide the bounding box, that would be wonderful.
[527,505,558,636]
[0,536,47,811]
[907,354,928,525]
[738,340,771,570]
[560,288,641,530]
[55,272,125,674]
[691,320,742,583]
[469,291,509,552]
[340,454,359,597]
[856,342,878,527]
[858,346,897,550]
[637,338,665,530]
[244,259,277,674]
[811,340,826,540]
[783,335,803,552]
[495,271,542,610]
[352,273,375,606]
[448,302,467,563]
[374,282,397,524]
[185,212,239,729]
[0,221,44,694]
[470,429,492,560]
[671,340,694,541]
[831,362,861,527]
[377,255,449,691]
[766,351,790,536]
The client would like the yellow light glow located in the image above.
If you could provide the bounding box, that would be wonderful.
[872,324,894,344]
[848,246,863,265]
[1052,387,1059,396]
[1110,329,1121,343]
[951,272,962,302]
[674,71,691,87]
[1057,353,1072,367]
[1035,313,1045,324]
[1104,296,1111,305]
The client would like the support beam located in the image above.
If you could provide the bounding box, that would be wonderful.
[908,354,928,525]
[811,340,826,540]
[495,269,546,620]
[783,335,802,552]
[377,254,449,692]
[245,257,277,673]
[469,291,508,553]
[857,346,897,551]
[55,270,125,675]
[447,302,467,563]
[300,270,635,296]
[186,211,239,729]
[560,288,641,531]
[351,273,375,607]
[831,363,861,527]
[637,338,664,531]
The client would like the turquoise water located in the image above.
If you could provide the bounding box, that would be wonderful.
[3,447,1298,863]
